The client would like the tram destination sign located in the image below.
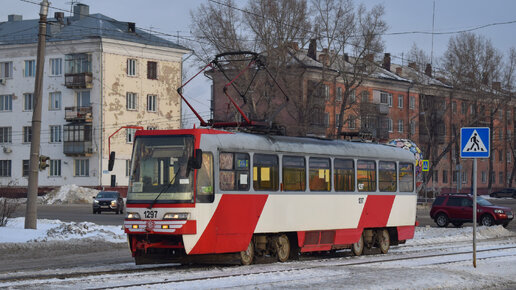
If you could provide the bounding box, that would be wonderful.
[460,127,490,158]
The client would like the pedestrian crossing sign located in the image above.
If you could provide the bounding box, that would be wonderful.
[460,127,490,158]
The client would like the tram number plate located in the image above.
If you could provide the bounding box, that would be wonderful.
[144,211,158,219]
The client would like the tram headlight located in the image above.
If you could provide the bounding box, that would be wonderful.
[126,212,141,219]
[163,213,189,220]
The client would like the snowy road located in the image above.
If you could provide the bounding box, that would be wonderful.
[1,222,516,289]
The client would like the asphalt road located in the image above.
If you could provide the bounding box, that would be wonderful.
[12,198,516,231]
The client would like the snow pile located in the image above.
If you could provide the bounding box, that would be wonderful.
[40,184,99,205]
[0,217,125,243]
[409,225,513,246]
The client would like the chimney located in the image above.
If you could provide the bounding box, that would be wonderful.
[287,42,299,50]
[382,53,391,71]
[344,53,349,62]
[8,15,22,22]
[425,63,432,77]
[128,22,136,33]
[54,12,64,24]
[395,67,403,76]
[307,39,317,61]
[73,3,89,20]
[365,54,374,62]
[408,62,418,70]
[492,81,501,91]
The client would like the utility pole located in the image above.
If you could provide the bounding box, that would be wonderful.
[25,0,49,229]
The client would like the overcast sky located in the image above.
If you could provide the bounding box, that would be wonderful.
[2,0,516,124]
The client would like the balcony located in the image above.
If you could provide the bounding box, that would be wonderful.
[65,72,93,89]
[65,106,92,122]
[63,141,93,156]
[377,103,389,114]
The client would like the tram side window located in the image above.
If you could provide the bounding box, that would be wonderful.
[196,152,214,203]
[219,152,250,191]
[253,154,279,191]
[309,157,330,191]
[357,160,376,192]
[399,163,414,192]
[379,161,397,192]
[334,158,354,192]
[283,156,306,191]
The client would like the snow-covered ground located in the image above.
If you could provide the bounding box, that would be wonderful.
[0,185,515,289]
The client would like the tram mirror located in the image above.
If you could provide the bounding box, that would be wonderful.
[108,151,116,171]
[190,149,203,169]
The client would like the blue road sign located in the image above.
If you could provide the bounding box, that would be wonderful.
[422,160,429,171]
[461,127,490,158]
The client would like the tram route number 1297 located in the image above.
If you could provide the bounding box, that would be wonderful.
[144,210,158,218]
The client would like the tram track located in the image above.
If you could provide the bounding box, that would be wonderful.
[2,240,516,289]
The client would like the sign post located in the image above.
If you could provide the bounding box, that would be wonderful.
[460,127,490,268]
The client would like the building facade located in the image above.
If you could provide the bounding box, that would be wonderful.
[0,4,189,195]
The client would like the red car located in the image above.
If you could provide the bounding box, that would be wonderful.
[430,193,513,228]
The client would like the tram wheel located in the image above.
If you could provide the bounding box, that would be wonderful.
[274,234,290,262]
[240,240,255,265]
[377,229,390,254]
[351,233,364,256]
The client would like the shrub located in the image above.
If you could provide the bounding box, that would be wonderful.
[0,198,20,227]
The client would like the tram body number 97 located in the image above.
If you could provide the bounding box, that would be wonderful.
[144,210,158,219]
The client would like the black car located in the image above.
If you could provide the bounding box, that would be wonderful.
[490,188,516,198]
[92,191,124,214]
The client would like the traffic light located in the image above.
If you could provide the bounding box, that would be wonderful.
[39,155,50,171]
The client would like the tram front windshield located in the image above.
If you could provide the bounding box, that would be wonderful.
[127,135,195,204]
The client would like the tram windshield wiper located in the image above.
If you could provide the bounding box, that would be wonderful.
[147,165,182,209]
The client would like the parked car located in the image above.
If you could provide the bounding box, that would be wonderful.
[489,188,516,198]
[92,191,124,214]
[430,193,513,228]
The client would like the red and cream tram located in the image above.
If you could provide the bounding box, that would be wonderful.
[123,128,417,265]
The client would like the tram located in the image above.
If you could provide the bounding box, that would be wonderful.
[122,128,417,265]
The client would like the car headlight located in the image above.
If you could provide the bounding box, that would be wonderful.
[111,200,117,206]
[126,212,141,219]
[494,209,504,214]
[94,200,99,203]
[163,213,189,220]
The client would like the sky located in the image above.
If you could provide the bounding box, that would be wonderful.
[2,0,516,125]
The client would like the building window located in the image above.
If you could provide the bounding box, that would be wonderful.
[0,160,11,177]
[348,115,356,129]
[410,120,416,135]
[323,84,330,100]
[499,149,503,161]
[147,61,157,79]
[349,90,356,103]
[409,95,415,110]
[336,87,342,102]
[50,159,61,176]
[127,59,137,76]
[49,92,61,110]
[335,114,340,128]
[508,151,512,163]
[0,95,12,111]
[23,93,34,111]
[398,119,404,133]
[443,170,448,184]
[461,102,467,115]
[398,94,403,108]
[0,61,13,78]
[22,160,29,177]
[126,159,130,177]
[127,92,137,110]
[433,170,438,183]
[23,126,32,143]
[24,60,36,77]
[452,101,457,113]
[74,159,89,177]
[65,53,91,74]
[50,58,62,76]
[490,171,495,184]
[388,119,393,132]
[64,124,91,142]
[324,113,329,126]
[499,171,504,184]
[126,128,136,143]
[481,171,487,183]
[0,127,12,143]
[147,95,157,112]
[50,125,62,143]
[361,91,369,103]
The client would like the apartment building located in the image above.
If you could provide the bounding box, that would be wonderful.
[0,4,189,195]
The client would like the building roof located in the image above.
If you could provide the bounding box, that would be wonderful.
[0,6,188,51]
